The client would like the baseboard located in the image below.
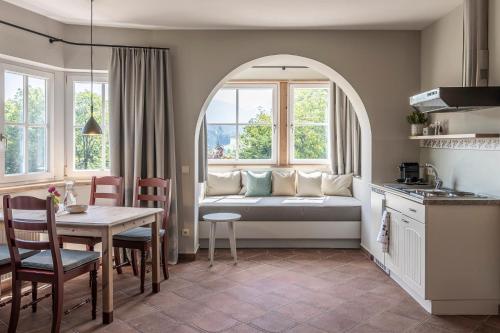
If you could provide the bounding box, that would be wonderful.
[198,238,361,249]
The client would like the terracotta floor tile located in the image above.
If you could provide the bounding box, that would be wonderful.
[250,311,298,332]
[472,323,500,333]
[191,310,239,332]
[367,310,422,332]
[408,322,456,333]
[274,301,324,322]
[308,309,360,333]
[127,311,179,332]
[426,315,483,332]
[348,323,394,333]
[386,299,430,322]
[173,283,216,300]
[485,316,500,329]
[286,323,329,333]
[160,299,216,323]
[223,323,265,332]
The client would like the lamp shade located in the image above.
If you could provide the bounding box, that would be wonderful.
[82,115,102,135]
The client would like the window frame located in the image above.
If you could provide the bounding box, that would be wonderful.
[65,74,110,178]
[207,83,278,165]
[0,63,55,183]
[288,82,331,165]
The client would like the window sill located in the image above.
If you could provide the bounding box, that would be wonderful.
[0,179,92,195]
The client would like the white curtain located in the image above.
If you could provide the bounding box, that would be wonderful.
[109,47,179,264]
[330,83,361,176]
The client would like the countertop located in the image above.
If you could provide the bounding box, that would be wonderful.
[371,183,500,206]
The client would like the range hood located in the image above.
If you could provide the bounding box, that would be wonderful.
[410,87,500,113]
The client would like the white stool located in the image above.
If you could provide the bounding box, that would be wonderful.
[203,213,241,266]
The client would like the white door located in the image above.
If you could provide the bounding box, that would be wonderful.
[386,208,403,277]
[370,190,386,265]
[401,215,426,298]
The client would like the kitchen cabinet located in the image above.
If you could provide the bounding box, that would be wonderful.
[401,215,425,298]
[369,190,386,265]
[369,184,500,315]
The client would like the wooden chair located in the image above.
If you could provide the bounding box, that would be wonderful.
[59,176,124,251]
[113,177,171,293]
[3,195,100,333]
[0,245,39,313]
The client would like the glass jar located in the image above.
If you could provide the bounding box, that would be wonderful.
[63,180,77,209]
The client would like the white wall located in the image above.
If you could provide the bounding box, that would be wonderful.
[420,2,500,196]
[0,1,421,254]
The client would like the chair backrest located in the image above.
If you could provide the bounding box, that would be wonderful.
[134,177,171,230]
[89,176,124,206]
[2,195,63,274]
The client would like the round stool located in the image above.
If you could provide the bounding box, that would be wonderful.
[203,213,241,266]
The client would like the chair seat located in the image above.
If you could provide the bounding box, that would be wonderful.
[21,249,100,272]
[113,227,166,242]
[0,244,39,267]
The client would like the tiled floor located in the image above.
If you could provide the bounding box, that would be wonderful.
[1,248,499,333]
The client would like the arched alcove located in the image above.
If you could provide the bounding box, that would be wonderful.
[193,54,372,250]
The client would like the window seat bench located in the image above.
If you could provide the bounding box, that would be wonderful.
[198,195,362,248]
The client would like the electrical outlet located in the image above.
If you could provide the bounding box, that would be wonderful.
[182,228,190,237]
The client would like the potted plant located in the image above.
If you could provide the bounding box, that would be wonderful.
[48,185,61,212]
[406,111,428,136]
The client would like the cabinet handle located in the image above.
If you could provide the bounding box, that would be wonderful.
[402,219,410,224]
[408,208,417,213]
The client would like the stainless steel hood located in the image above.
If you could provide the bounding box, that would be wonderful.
[410,87,500,113]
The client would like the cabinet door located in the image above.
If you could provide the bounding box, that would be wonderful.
[386,209,403,277]
[401,216,425,298]
[370,191,386,265]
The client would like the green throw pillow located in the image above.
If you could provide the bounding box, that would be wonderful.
[245,171,272,197]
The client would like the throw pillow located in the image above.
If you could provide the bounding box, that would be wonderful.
[245,171,272,197]
[239,170,248,195]
[296,171,323,197]
[206,171,241,196]
[322,173,353,196]
[272,170,296,196]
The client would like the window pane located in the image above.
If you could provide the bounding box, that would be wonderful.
[28,127,46,173]
[294,125,328,160]
[206,89,236,124]
[28,77,46,124]
[207,125,236,160]
[5,125,24,174]
[4,72,24,123]
[293,87,329,124]
[238,88,273,124]
[74,128,103,170]
[238,125,272,160]
[73,82,103,126]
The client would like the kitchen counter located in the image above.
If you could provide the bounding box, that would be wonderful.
[371,183,500,205]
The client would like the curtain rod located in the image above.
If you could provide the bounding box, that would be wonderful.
[0,19,170,50]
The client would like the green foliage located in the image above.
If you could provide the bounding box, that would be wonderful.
[406,111,428,124]
[238,112,272,159]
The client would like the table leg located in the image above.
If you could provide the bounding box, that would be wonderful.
[151,212,161,293]
[228,221,237,264]
[209,222,217,267]
[101,228,113,324]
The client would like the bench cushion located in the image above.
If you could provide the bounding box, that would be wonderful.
[0,245,39,267]
[21,249,100,272]
[113,227,166,242]
[200,195,361,221]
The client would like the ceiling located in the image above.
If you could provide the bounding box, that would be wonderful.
[5,0,463,30]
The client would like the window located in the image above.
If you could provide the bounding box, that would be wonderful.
[0,64,54,182]
[289,83,330,163]
[66,75,110,176]
[206,84,277,163]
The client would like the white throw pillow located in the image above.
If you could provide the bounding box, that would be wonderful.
[272,170,296,196]
[206,171,241,196]
[322,173,353,196]
[296,171,323,197]
[239,170,248,195]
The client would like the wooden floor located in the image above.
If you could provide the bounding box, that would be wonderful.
[0,248,498,332]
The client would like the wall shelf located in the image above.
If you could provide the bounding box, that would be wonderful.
[409,133,500,140]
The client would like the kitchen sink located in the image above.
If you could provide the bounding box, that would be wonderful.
[406,188,487,198]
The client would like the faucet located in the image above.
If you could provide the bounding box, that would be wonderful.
[425,163,443,190]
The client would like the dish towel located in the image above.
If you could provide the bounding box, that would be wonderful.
[376,210,390,253]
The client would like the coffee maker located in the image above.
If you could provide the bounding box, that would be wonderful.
[397,162,422,184]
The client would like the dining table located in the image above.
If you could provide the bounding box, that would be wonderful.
[0,205,164,324]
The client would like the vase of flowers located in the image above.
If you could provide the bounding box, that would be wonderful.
[48,185,61,212]
[406,111,428,136]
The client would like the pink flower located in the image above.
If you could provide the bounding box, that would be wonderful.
[53,190,61,197]
[48,186,56,193]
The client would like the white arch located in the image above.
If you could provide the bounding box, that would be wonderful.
[193,54,372,249]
